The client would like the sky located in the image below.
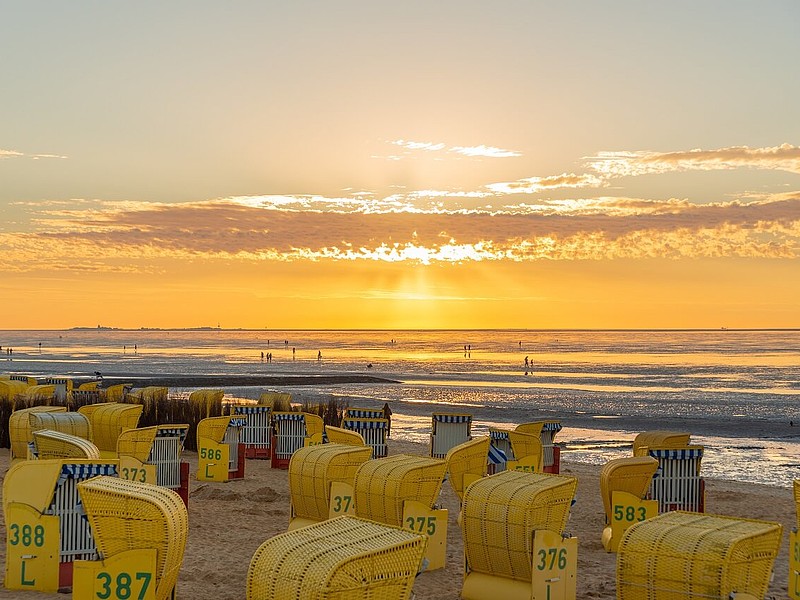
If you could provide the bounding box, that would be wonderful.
[2,1,800,330]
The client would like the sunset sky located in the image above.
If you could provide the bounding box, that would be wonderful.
[2,2,800,330]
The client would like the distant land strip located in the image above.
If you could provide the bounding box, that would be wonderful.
[98,374,398,388]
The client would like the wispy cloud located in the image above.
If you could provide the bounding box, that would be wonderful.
[1,148,67,160]
[587,144,800,178]
[487,173,605,194]
[450,145,522,158]
[389,139,521,159]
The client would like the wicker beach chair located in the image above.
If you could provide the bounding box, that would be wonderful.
[599,456,659,552]
[461,470,579,600]
[354,453,449,570]
[233,404,273,459]
[117,425,190,503]
[341,417,389,458]
[32,429,101,459]
[271,412,325,469]
[444,436,490,503]
[632,430,691,457]
[74,475,188,600]
[516,420,563,473]
[354,454,447,527]
[430,412,473,459]
[488,427,513,473]
[29,410,91,442]
[9,405,67,462]
[507,430,543,473]
[325,425,366,447]
[247,516,427,600]
[287,443,373,529]
[617,511,782,600]
[196,415,246,481]
[3,458,119,592]
[645,445,705,513]
[78,402,143,458]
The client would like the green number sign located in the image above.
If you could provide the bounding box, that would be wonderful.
[95,571,152,600]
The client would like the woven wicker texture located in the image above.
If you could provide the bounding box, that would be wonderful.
[514,422,545,436]
[341,418,389,458]
[445,436,490,502]
[354,454,447,527]
[197,415,237,444]
[795,480,800,529]
[77,475,188,600]
[632,431,691,457]
[32,429,101,459]
[617,511,782,600]
[246,515,426,600]
[79,403,143,453]
[289,444,374,524]
[599,457,659,524]
[304,413,325,439]
[9,406,66,460]
[326,426,366,446]
[117,426,159,461]
[29,410,91,441]
[508,431,543,471]
[461,470,578,582]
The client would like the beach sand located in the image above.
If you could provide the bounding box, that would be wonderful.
[0,438,795,599]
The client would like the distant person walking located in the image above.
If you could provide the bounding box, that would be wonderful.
[317,351,322,361]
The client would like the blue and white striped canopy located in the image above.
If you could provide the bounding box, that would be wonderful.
[488,445,507,464]
[346,409,384,418]
[432,414,472,423]
[273,412,306,421]
[234,405,272,414]
[58,462,118,485]
[542,421,563,432]
[490,429,510,440]
[228,417,247,428]
[343,419,387,430]
[649,448,704,460]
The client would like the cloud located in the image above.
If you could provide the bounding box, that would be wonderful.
[450,145,522,158]
[587,143,800,178]
[2,193,799,272]
[487,173,605,194]
[0,148,67,160]
[389,139,521,159]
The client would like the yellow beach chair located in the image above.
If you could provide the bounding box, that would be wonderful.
[287,443,373,530]
[271,412,325,469]
[430,412,472,459]
[196,415,247,482]
[599,456,659,552]
[516,420,563,473]
[506,430,543,473]
[74,476,188,600]
[117,424,191,504]
[32,430,101,460]
[9,405,66,463]
[247,516,427,600]
[3,458,120,592]
[354,453,448,570]
[78,402,143,458]
[233,404,273,459]
[341,416,389,458]
[632,430,691,456]
[444,436,490,504]
[461,470,579,600]
[617,511,782,600]
[324,425,366,447]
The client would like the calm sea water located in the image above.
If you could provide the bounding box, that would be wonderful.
[2,328,799,487]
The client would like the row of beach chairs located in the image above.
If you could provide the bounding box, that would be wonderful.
[4,437,790,599]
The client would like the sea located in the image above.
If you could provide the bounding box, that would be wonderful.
[2,328,799,488]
